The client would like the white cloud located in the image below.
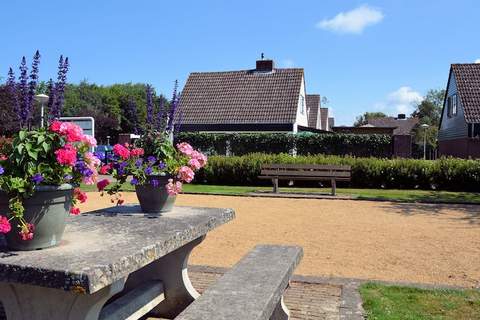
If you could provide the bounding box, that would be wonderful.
[475,59,480,63]
[316,5,384,34]
[281,59,295,68]
[370,87,423,117]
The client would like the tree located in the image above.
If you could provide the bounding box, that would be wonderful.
[354,112,387,127]
[410,88,445,152]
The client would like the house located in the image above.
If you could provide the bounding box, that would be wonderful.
[332,114,419,158]
[438,63,480,158]
[178,59,331,133]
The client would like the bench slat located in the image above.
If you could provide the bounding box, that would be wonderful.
[99,281,165,320]
[261,164,351,170]
[258,176,351,181]
[260,170,351,178]
[175,245,303,320]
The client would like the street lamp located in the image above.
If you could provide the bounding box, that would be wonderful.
[420,124,429,160]
[34,94,49,128]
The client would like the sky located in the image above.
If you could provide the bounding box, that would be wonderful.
[1,0,480,126]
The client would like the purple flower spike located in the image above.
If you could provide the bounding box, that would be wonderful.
[146,85,154,125]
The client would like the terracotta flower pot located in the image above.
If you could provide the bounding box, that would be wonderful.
[135,175,176,214]
[0,184,73,251]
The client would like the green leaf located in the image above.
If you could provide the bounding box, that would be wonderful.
[18,131,26,141]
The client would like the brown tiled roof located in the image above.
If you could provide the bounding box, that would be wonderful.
[178,68,304,125]
[320,108,329,130]
[451,64,480,123]
[368,117,419,135]
[306,94,320,128]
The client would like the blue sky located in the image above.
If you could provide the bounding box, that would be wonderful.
[1,0,479,125]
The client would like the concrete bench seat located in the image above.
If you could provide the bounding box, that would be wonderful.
[175,245,303,320]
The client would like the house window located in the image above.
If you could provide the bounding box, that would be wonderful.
[447,94,458,117]
[300,95,305,115]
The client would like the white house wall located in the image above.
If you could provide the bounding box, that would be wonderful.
[294,76,309,133]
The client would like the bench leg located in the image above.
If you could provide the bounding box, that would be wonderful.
[0,277,126,320]
[270,296,290,320]
[331,178,336,196]
[272,178,279,193]
[121,235,205,319]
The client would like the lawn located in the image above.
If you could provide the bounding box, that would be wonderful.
[360,282,480,320]
[81,183,480,204]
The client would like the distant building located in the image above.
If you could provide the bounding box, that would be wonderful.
[332,114,419,158]
[178,58,331,133]
[438,63,480,158]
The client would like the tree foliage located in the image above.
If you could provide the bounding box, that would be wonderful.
[354,112,387,127]
[411,89,445,148]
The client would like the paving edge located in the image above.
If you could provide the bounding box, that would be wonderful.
[182,191,480,206]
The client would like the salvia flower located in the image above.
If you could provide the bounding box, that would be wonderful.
[146,85,154,125]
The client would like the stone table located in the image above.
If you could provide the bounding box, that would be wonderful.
[0,205,235,320]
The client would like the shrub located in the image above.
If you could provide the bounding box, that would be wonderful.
[175,132,392,158]
[194,153,480,192]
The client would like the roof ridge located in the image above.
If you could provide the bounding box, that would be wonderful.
[189,68,304,75]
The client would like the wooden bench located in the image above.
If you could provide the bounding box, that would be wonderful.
[175,245,303,320]
[258,164,351,195]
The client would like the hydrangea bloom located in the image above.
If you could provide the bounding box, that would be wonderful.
[177,142,194,156]
[112,144,130,160]
[188,158,202,170]
[19,223,34,241]
[130,148,144,157]
[178,166,194,183]
[0,216,11,234]
[166,178,182,196]
[55,144,77,166]
[190,150,207,168]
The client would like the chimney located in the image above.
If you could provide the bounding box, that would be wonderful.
[397,113,406,120]
[256,59,274,72]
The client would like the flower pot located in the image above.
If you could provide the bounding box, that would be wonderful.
[0,184,73,251]
[135,175,176,214]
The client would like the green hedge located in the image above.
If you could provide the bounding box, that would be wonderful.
[175,132,392,157]
[195,153,480,192]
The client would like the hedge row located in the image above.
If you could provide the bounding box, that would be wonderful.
[195,153,480,191]
[175,132,392,158]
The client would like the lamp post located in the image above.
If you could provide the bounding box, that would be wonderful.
[34,94,49,128]
[420,124,429,160]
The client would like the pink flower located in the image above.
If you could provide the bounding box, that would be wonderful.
[0,216,11,234]
[70,207,81,215]
[177,142,194,156]
[74,188,87,203]
[97,179,110,191]
[82,135,97,147]
[130,148,144,157]
[188,158,202,170]
[49,120,62,133]
[112,144,130,160]
[19,223,34,241]
[84,152,101,167]
[55,144,77,166]
[191,150,208,168]
[178,166,195,183]
[60,122,84,142]
[99,164,111,175]
[166,179,183,196]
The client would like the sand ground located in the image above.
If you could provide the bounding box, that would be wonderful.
[79,192,480,287]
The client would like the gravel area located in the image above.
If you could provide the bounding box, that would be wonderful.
[80,193,480,287]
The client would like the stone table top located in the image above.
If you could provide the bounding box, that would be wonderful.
[0,205,235,294]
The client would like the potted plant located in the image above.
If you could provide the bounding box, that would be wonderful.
[0,121,100,250]
[99,129,207,213]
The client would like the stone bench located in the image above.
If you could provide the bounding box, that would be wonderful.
[175,245,303,320]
